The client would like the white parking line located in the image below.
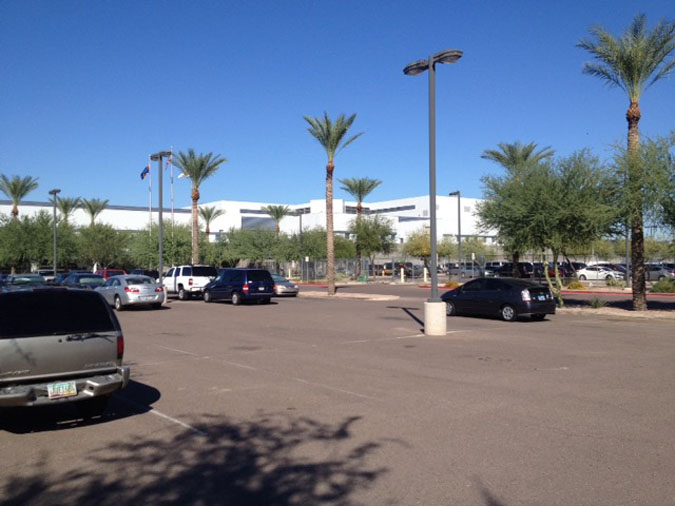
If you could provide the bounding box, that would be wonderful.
[117,396,207,436]
[294,377,378,400]
[154,344,200,357]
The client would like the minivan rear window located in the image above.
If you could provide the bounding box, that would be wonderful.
[247,270,273,282]
[193,266,217,277]
[0,290,117,338]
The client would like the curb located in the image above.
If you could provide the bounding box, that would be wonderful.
[416,285,675,297]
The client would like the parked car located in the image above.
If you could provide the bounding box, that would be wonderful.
[441,277,555,321]
[37,268,66,283]
[203,268,275,305]
[2,274,47,291]
[163,264,218,300]
[0,286,130,416]
[576,265,624,281]
[96,275,164,310]
[493,262,534,278]
[95,268,127,280]
[61,273,106,290]
[447,262,484,278]
[272,274,299,297]
[54,270,90,285]
[130,268,160,281]
[644,264,675,281]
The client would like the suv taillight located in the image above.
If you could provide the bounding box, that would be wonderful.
[242,284,249,293]
[521,289,531,302]
[117,335,124,359]
[189,278,193,286]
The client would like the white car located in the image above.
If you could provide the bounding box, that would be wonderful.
[163,265,218,300]
[576,265,625,281]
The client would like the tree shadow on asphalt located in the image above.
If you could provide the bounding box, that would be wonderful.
[564,296,675,311]
[0,380,160,434]
[1,413,387,506]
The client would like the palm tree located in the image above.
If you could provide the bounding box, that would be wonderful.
[304,112,363,295]
[338,177,382,219]
[55,196,81,225]
[481,141,554,277]
[174,149,227,264]
[199,205,225,236]
[262,205,290,236]
[81,198,109,226]
[0,174,39,219]
[578,14,675,311]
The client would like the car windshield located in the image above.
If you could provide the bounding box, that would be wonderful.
[247,270,272,282]
[78,276,105,286]
[127,276,153,285]
[0,290,116,338]
[11,276,45,285]
[192,266,217,277]
[272,274,286,282]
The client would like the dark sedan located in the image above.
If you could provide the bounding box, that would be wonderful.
[441,277,556,321]
[61,273,106,290]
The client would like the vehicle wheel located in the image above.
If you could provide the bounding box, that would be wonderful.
[178,286,188,300]
[203,290,212,303]
[500,304,517,322]
[260,297,271,305]
[578,275,587,281]
[231,291,242,306]
[531,314,546,321]
[606,275,613,281]
[445,301,456,316]
[114,296,124,311]
[658,275,665,281]
[76,395,110,419]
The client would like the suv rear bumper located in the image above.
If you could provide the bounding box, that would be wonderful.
[0,366,130,408]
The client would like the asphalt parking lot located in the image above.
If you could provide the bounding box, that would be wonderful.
[1,292,674,506]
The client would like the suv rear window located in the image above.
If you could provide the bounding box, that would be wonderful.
[193,266,217,277]
[247,270,273,282]
[0,290,117,338]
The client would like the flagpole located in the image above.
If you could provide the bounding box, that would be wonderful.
[170,146,174,236]
[148,155,152,236]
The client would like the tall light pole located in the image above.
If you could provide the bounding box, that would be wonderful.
[404,49,462,336]
[150,151,172,286]
[49,189,61,278]
[449,191,461,276]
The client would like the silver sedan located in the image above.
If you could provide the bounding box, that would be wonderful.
[272,274,299,297]
[96,275,165,310]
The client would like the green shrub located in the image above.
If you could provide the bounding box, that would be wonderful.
[589,298,607,308]
[606,278,626,288]
[650,278,675,293]
[566,280,586,290]
[444,281,461,288]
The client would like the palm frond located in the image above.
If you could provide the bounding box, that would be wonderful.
[304,112,363,161]
[173,149,227,188]
[338,177,382,203]
[0,174,39,203]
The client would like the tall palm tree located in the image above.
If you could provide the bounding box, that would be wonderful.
[338,177,382,219]
[304,112,363,295]
[55,196,81,225]
[174,149,227,264]
[262,204,290,236]
[481,141,554,277]
[199,205,225,236]
[0,174,39,219]
[578,14,675,311]
[81,198,109,226]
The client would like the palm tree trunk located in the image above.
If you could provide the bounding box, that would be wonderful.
[11,203,18,219]
[355,203,362,277]
[191,187,200,265]
[326,161,335,295]
[627,101,646,311]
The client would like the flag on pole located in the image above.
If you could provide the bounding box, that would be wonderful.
[178,171,188,179]
[140,164,150,180]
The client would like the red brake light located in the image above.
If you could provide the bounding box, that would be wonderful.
[155,286,163,292]
[521,289,531,302]
[273,284,278,291]
[242,284,249,293]
[124,286,140,293]
[189,278,193,286]
[117,335,124,359]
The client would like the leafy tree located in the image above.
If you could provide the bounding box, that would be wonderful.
[578,13,675,310]
[402,228,455,273]
[128,223,194,268]
[348,215,395,267]
[338,177,382,219]
[304,112,363,295]
[55,196,81,225]
[174,149,227,264]
[261,205,290,236]
[81,198,109,226]
[198,206,225,236]
[0,174,39,219]
[481,141,554,275]
[78,224,129,269]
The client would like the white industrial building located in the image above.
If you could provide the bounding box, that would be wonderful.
[0,195,496,244]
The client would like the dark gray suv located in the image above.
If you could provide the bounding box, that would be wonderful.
[0,287,130,417]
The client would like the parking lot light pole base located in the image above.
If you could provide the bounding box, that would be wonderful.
[424,301,447,336]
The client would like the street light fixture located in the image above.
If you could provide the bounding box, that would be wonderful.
[150,151,172,286]
[48,188,61,278]
[404,48,462,335]
[449,191,461,277]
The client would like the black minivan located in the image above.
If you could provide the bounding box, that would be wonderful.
[203,269,275,305]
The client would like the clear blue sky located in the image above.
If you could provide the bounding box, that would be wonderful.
[1,0,673,208]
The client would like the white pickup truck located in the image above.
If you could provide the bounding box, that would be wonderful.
[163,265,218,300]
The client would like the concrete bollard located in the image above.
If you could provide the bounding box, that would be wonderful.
[424,301,447,336]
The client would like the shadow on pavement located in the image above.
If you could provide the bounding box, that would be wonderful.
[1,414,387,506]
[0,380,160,434]
[386,306,424,332]
[563,295,675,311]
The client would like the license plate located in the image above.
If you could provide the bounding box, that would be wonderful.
[538,295,546,301]
[47,381,77,399]
[141,295,155,300]
[258,286,265,291]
